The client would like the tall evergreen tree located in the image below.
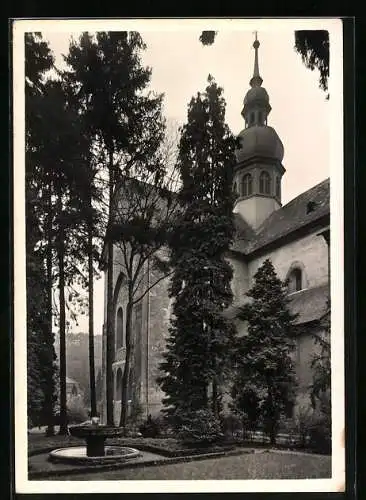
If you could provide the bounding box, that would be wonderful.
[159,76,237,428]
[25,33,57,432]
[232,259,298,445]
[65,31,166,425]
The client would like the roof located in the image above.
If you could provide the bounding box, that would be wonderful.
[288,284,329,325]
[231,213,256,253]
[223,284,329,326]
[232,178,330,255]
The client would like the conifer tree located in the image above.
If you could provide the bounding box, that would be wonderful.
[25,33,57,432]
[65,31,166,425]
[159,76,237,428]
[232,259,298,445]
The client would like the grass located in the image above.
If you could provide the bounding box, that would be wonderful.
[37,450,331,480]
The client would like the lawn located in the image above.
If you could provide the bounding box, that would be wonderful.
[39,450,331,480]
[28,433,331,480]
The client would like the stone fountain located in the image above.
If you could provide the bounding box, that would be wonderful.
[49,418,141,465]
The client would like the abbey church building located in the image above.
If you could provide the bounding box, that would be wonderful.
[101,36,330,425]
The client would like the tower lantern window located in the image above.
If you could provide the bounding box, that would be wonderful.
[242,173,253,197]
[259,171,271,195]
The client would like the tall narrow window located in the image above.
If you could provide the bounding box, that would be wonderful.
[258,111,263,124]
[241,173,253,197]
[276,176,281,197]
[233,181,238,195]
[250,112,255,125]
[116,307,124,349]
[116,368,122,402]
[288,268,302,293]
[259,171,271,194]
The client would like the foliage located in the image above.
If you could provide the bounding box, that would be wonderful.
[309,299,331,453]
[64,31,171,428]
[220,413,243,439]
[158,76,237,428]
[139,414,162,438]
[307,405,331,454]
[67,396,89,424]
[310,300,331,408]
[294,30,329,93]
[25,33,58,430]
[177,409,224,446]
[232,259,298,445]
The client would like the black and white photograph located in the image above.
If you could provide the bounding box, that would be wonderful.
[13,18,345,493]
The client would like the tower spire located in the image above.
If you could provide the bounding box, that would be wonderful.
[250,31,263,88]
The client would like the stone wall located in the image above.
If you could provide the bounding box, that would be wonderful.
[247,228,329,289]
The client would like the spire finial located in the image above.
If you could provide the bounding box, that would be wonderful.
[250,31,263,88]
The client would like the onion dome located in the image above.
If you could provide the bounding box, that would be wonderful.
[236,125,284,163]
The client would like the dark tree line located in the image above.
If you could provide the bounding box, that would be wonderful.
[25,31,174,432]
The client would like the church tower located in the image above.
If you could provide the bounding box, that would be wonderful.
[233,33,285,230]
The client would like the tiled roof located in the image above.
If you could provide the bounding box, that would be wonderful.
[232,178,330,255]
[288,284,329,325]
[223,284,329,326]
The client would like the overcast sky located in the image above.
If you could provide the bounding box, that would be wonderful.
[42,27,331,335]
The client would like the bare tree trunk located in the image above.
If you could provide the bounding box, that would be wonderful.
[45,186,55,436]
[106,149,115,426]
[88,192,97,417]
[57,198,68,435]
[120,297,133,429]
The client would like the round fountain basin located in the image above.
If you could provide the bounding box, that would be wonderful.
[49,446,141,465]
[69,425,125,439]
[68,424,126,457]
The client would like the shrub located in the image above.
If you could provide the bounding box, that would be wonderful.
[66,396,88,424]
[308,412,331,454]
[139,414,161,438]
[178,409,224,447]
[221,413,242,439]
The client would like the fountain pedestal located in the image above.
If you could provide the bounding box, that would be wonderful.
[69,424,125,457]
[86,435,106,457]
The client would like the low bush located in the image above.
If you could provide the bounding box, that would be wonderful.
[177,409,224,447]
[139,415,161,438]
[307,412,331,454]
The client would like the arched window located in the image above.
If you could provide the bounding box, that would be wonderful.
[288,268,302,293]
[276,176,281,198]
[116,368,122,402]
[241,173,253,197]
[259,171,271,195]
[250,112,255,125]
[258,111,263,124]
[116,307,124,349]
[233,181,238,195]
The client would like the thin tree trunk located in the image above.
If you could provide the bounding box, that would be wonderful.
[45,188,55,436]
[57,197,68,435]
[212,377,219,418]
[88,191,97,417]
[106,148,115,426]
[120,297,133,429]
